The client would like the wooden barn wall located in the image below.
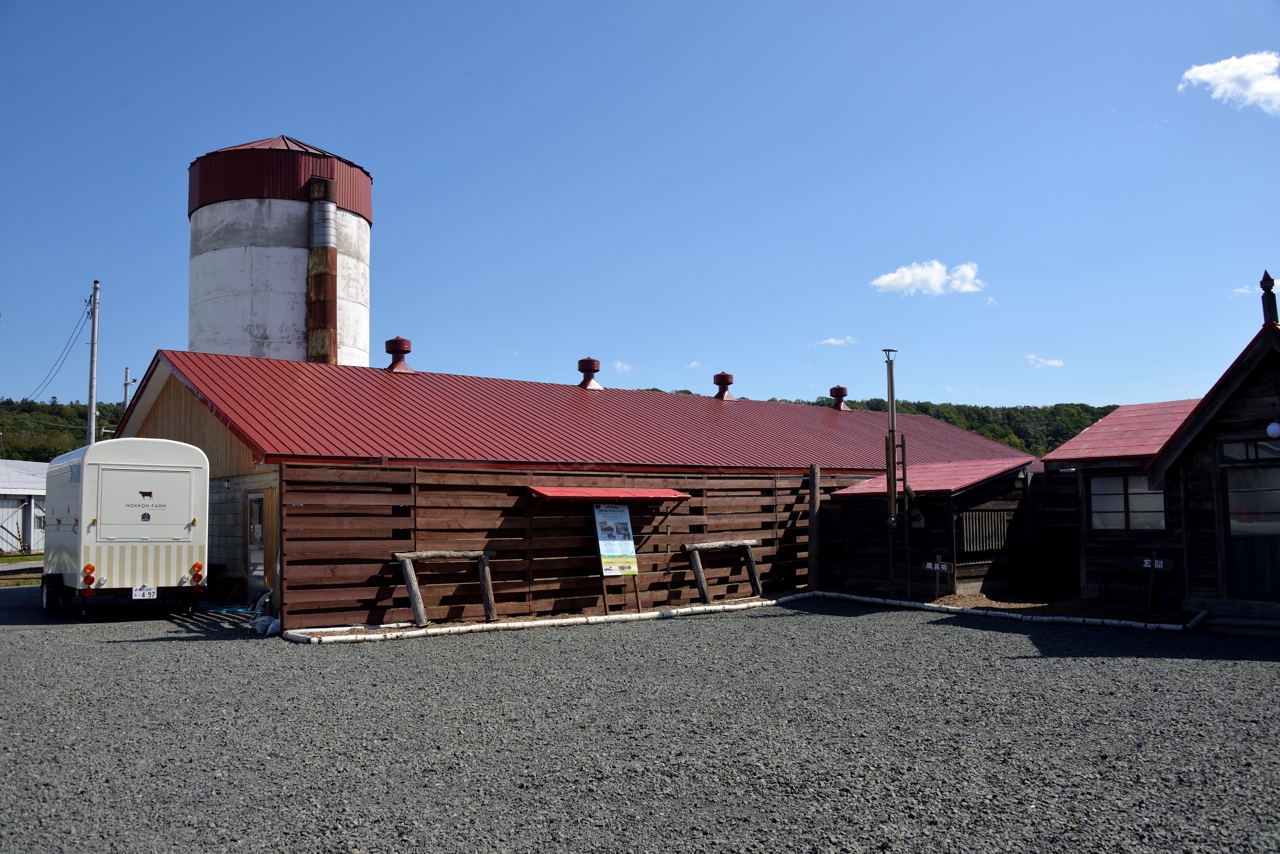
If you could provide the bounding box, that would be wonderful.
[1071,465,1186,601]
[279,465,841,630]
[133,374,257,480]
[1030,470,1081,598]
[1174,349,1280,601]
[818,473,1031,599]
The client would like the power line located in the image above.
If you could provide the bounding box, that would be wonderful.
[25,299,91,402]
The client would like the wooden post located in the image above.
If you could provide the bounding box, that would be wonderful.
[631,573,642,613]
[934,553,941,601]
[886,434,896,596]
[808,464,822,591]
[399,557,428,627]
[688,549,711,604]
[742,544,763,597]
[598,571,612,615]
[478,553,497,622]
[901,436,911,600]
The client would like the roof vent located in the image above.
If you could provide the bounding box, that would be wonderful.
[578,357,603,389]
[713,371,735,400]
[830,385,850,410]
[385,337,413,373]
[1263,270,1277,325]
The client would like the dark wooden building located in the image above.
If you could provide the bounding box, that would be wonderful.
[116,345,1029,629]
[818,457,1037,598]
[1043,279,1280,618]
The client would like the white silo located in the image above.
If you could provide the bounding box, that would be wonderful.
[187,136,372,366]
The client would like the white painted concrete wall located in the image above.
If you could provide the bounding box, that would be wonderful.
[189,199,371,366]
[335,209,370,367]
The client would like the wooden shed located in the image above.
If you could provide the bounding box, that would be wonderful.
[818,456,1037,598]
[1043,278,1280,618]
[116,346,1032,630]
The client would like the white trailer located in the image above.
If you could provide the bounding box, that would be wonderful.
[43,439,209,616]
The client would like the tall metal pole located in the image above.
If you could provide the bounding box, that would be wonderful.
[883,349,898,519]
[86,281,100,446]
[123,366,135,409]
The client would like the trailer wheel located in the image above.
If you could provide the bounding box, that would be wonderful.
[40,578,60,617]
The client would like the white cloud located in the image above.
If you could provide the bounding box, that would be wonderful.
[870,260,986,295]
[686,361,701,369]
[1179,51,1280,116]
[810,335,857,347]
[1231,285,1255,298]
[986,296,998,306]
[1026,353,1064,369]
[612,361,631,373]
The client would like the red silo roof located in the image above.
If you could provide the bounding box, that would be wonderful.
[1041,399,1201,463]
[832,457,1035,497]
[188,136,373,223]
[118,351,1031,475]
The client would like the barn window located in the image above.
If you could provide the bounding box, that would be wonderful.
[1222,440,1280,461]
[1090,475,1164,531]
[1225,467,1280,535]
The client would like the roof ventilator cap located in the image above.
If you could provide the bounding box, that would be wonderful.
[385,337,413,373]
[714,372,735,400]
[830,385,850,410]
[578,358,603,389]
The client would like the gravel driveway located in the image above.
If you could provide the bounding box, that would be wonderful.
[0,594,1277,853]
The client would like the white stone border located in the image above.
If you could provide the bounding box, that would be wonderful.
[281,590,1209,644]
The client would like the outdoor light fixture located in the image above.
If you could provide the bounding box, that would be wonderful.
[883,348,897,362]
[1268,421,1280,440]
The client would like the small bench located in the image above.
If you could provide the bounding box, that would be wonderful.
[394,550,497,626]
[681,540,762,603]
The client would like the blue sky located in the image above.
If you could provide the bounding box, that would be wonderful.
[1,1,1278,410]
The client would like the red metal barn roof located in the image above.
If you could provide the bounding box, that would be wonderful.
[188,136,373,223]
[530,487,691,501]
[832,457,1035,497]
[119,351,1032,474]
[1041,399,1201,463]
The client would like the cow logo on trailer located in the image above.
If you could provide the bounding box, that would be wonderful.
[139,491,153,499]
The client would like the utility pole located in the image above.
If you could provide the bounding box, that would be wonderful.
[86,280,100,446]
[123,366,136,410]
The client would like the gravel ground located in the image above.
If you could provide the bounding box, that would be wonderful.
[1,597,1278,854]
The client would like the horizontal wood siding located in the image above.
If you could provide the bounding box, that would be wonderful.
[819,473,1031,599]
[280,465,827,630]
[1074,465,1185,602]
[1030,470,1081,598]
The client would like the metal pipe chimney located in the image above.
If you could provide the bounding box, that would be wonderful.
[883,349,898,523]
[307,177,339,364]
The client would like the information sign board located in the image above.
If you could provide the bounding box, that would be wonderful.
[1133,556,1175,572]
[923,559,952,574]
[593,503,638,576]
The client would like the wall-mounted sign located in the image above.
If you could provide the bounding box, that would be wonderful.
[593,503,638,576]
[1134,556,1175,571]
[923,559,952,573]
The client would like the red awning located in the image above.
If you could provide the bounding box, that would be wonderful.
[529,486,691,502]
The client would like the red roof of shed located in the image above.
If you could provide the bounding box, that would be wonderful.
[832,457,1035,497]
[530,487,690,501]
[119,351,1031,474]
[1041,399,1200,463]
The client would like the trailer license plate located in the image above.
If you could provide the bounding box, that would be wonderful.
[132,584,157,600]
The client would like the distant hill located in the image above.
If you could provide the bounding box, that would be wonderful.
[0,398,126,462]
[765,395,1117,457]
